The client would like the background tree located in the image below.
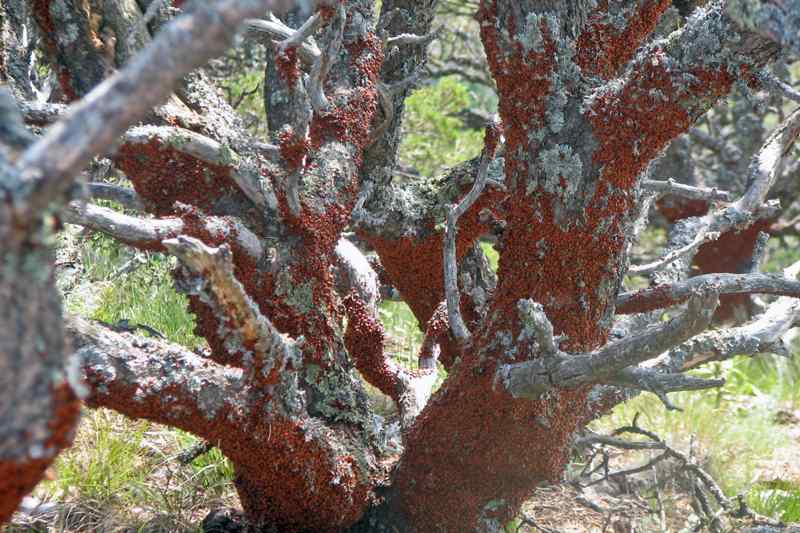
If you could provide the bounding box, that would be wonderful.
[2,0,800,531]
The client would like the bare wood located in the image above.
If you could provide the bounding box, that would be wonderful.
[443,125,498,344]
[737,107,800,212]
[642,179,732,203]
[245,17,320,66]
[498,292,719,399]
[163,236,297,381]
[63,202,264,259]
[86,183,144,210]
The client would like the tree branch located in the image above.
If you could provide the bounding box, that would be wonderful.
[628,230,720,276]
[62,202,264,260]
[163,236,298,382]
[444,124,500,344]
[13,0,291,220]
[87,183,145,210]
[385,26,442,49]
[62,202,183,249]
[736,106,800,212]
[498,292,719,399]
[617,271,800,314]
[587,2,783,203]
[642,178,732,202]
[245,17,320,66]
[756,70,800,104]
[343,291,436,428]
[67,316,248,441]
[18,101,68,127]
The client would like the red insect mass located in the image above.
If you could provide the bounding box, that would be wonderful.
[275,46,300,89]
[576,0,671,79]
[343,292,403,402]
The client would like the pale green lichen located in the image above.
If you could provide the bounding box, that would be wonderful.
[218,144,237,166]
[309,368,369,425]
[538,144,583,201]
[275,270,315,313]
[522,13,546,53]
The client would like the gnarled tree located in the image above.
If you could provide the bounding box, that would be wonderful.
[2,0,800,531]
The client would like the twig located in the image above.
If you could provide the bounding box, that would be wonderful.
[274,11,321,51]
[516,513,562,533]
[244,18,320,66]
[177,440,214,465]
[747,231,770,273]
[385,26,442,48]
[757,70,800,104]
[628,230,720,275]
[642,178,732,202]
[308,4,345,111]
[443,122,501,343]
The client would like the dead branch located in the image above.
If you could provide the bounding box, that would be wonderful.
[163,236,298,381]
[86,183,145,210]
[642,179,732,203]
[444,123,500,344]
[498,292,719,399]
[245,17,321,66]
[617,272,800,314]
[63,202,264,260]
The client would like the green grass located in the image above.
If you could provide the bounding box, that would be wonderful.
[595,388,789,495]
[399,76,485,177]
[480,240,499,271]
[47,410,154,505]
[379,300,424,368]
[89,256,204,350]
[748,485,800,522]
[35,409,234,532]
[61,231,205,350]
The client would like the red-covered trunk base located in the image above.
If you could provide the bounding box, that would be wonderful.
[224,419,374,532]
[395,365,589,529]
